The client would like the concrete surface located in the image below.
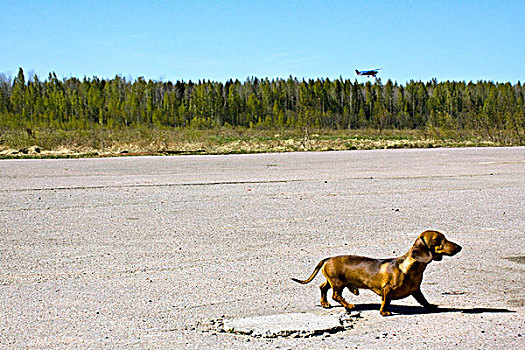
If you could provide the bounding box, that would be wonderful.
[0,147,524,349]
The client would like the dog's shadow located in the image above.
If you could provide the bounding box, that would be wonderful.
[324,303,514,315]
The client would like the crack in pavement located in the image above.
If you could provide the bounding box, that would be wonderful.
[0,179,304,193]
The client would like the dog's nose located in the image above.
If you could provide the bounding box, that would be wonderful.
[454,245,462,253]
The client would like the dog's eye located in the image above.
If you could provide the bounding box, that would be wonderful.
[434,237,442,245]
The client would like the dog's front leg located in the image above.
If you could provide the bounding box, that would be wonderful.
[412,289,437,311]
[319,281,331,308]
[380,286,393,316]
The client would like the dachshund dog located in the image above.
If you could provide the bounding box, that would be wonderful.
[292,230,462,316]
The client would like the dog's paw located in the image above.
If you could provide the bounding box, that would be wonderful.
[320,302,332,308]
[380,310,392,316]
[343,303,356,311]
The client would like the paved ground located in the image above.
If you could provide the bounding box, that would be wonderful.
[1,147,524,349]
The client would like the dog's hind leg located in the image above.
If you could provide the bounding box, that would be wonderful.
[319,281,331,308]
[332,284,355,311]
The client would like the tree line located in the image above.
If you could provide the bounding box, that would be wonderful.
[1,68,524,143]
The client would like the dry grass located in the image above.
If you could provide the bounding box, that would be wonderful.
[0,126,511,159]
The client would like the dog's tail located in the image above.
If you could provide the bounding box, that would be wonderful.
[291,258,330,284]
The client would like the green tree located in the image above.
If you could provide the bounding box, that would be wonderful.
[10,68,26,119]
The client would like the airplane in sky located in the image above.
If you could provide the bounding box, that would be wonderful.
[355,68,382,77]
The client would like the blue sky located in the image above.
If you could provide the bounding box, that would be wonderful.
[2,0,524,84]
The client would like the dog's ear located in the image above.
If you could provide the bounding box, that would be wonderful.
[411,237,432,263]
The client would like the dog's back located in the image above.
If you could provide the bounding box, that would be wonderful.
[322,255,394,292]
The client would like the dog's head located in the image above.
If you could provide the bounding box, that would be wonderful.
[411,230,462,263]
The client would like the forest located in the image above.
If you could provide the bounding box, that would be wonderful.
[1,68,524,154]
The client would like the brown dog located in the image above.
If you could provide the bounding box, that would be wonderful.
[292,230,461,316]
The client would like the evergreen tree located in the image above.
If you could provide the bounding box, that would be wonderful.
[10,68,26,119]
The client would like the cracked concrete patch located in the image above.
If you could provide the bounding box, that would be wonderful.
[207,312,355,338]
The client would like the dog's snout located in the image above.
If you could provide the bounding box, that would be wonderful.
[449,243,462,255]
[440,239,462,256]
